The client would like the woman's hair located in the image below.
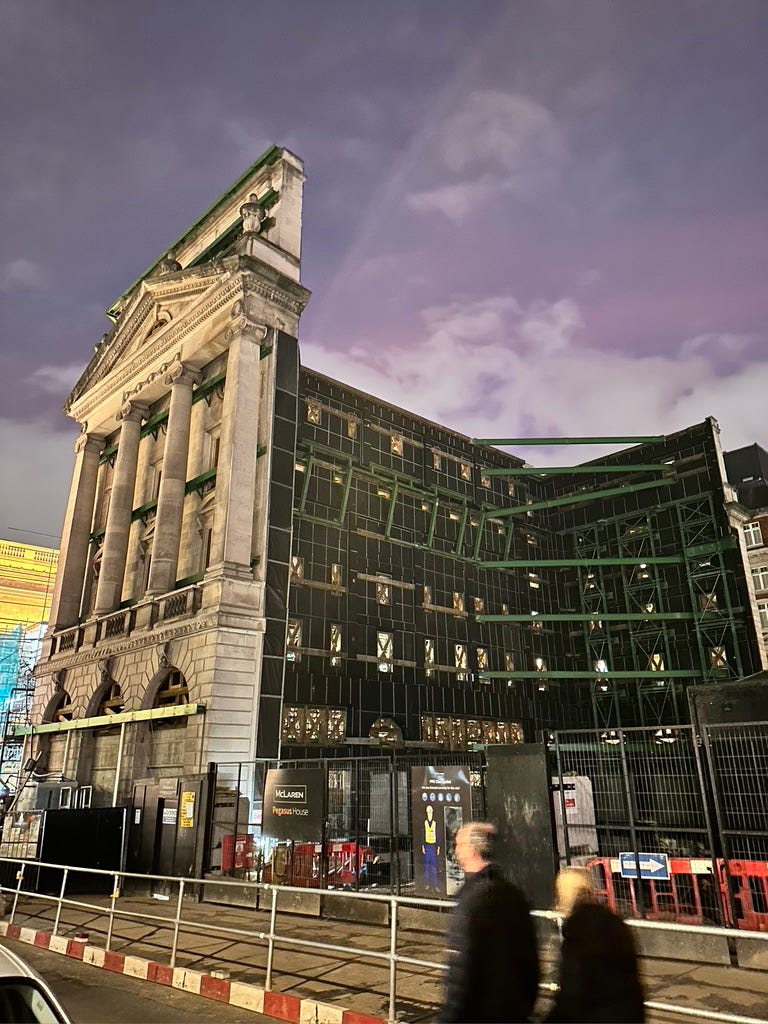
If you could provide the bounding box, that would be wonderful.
[554,866,595,916]
[460,821,496,860]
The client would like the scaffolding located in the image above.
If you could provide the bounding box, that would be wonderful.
[473,422,759,729]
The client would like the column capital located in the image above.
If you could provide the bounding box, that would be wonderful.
[225,298,269,344]
[73,433,104,456]
[165,363,201,389]
[117,400,149,424]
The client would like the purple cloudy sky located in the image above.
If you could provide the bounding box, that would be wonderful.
[1,0,767,546]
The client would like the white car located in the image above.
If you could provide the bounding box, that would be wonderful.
[0,943,72,1023]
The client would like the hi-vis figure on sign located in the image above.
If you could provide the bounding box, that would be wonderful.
[411,765,473,896]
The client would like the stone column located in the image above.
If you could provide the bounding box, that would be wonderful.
[147,364,200,595]
[207,314,265,573]
[49,433,104,628]
[93,401,148,615]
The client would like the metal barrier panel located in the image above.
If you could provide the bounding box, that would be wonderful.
[703,721,768,862]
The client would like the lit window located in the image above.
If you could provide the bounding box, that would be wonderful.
[377,631,393,672]
[423,584,432,606]
[286,620,302,661]
[700,592,718,611]
[476,647,488,671]
[751,565,768,592]
[448,508,461,522]
[709,646,728,669]
[453,592,465,614]
[473,596,484,613]
[744,522,763,548]
[432,452,442,470]
[455,644,468,680]
[421,715,435,743]
[290,555,304,582]
[594,659,609,673]
[507,481,516,497]
[424,638,435,677]
[480,473,491,488]
[281,705,304,743]
[347,419,357,438]
[306,707,323,742]
[526,534,537,546]
[327,709,346,742]
[504,652,515,674]
[376,578,391,606]
[295,461,306,473]
[390,435,403,455]
[330,563,342,589]
[758,601,768,630]
[306,401,321,425]
[460,462,471,481]
[534,656,547,672]
[644,602,655,613]
[649,653,665,671]
[330,624,342,666]
[528,572,540,589]
[376,486,390,499]
[637,563,651,580]
[589,619,603,631]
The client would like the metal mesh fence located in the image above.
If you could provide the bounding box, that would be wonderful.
[208,750,485,895]
[703,721,768,861]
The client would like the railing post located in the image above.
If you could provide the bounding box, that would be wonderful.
[52,867,70,936]
[388,896,398,1023]
[170,878,185,968]
[10,862,25,924]
[265,886,278,990]
[105,872,121,951]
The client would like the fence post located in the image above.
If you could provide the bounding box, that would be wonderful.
[700,723,739,929]
[105,872,121,952]
[52,867,69,936]
[10,862,25,924]
[388,896,398,1023]
[553,732,571,866]
[689,725,728,926]
[265,886,278,990]
[618,729,645,918]
[390,753,401,896]
[170,878,185,968]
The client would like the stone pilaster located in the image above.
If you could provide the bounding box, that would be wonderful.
[49,432,104,628]
[93,401,148,615]
[147,364,200,595]
[207,310,266,574]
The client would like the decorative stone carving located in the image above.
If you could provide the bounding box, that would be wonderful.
[52,669,66,691]
[165,362,201,389]
[241,194,267,235]
[73,432,103,457]
[225,294,269,344]
[158,251,182,274]
[121,350,181,404]
[157,640,172,670]
[117,399,150,424]
[98,657,113,687]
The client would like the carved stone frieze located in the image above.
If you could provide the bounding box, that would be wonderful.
[122,351,181,405]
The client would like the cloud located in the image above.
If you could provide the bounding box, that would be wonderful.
[301,294,768,461]
[407,90,566,222]
[0,418,75,545]
[0,258,48,292]
[27,363,82,396]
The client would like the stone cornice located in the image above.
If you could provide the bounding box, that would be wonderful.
[33,616,217,676]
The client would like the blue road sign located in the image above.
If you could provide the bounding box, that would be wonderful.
[619,851,670,880]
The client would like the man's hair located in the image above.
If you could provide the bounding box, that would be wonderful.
[460,821,496,860]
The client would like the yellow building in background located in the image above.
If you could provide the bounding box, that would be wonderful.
[0,540,59,638]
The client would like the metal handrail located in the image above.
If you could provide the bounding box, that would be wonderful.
[1,855,766,1024]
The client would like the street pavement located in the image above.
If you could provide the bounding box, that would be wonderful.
[4,889,768,1022]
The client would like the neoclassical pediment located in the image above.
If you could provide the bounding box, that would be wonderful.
[67,267,225,412]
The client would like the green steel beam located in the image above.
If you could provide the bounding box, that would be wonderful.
[472,436,666,446]
[337,465,354,525]
[454,505,469,556]
[385,482,400,537]
[477,612,694,622]
[15,702,205,736]
[472,511,487,561]
[297,454,314,512]
[479,671,697,680]
[491,477,674,518]
[480,556,683,568]
[483,465,672,476]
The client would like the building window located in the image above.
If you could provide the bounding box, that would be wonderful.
[423,584,432,606]
[504,652,515,674]
[433,452,442,470]
[473,596,484,614]
[699,592,718,611]
[98,682,125,716]
[377,632,393,672]
[306,400,321,425]
[751,565,768,592]
[49,690,74,723]
[290,555,304,582]
[452,592,465,615]
[424,638,435,677]
[455,644,468,681]
[649,653,665,671]
[390,435,403,455]
[759,601,768,630]
[460,462,471,481]
[154,670,189,708]
[281,705,347,746]
[534,656,547,672]
[501,603,509,615]
[476,647,488,672]
[709,646,728,669]
[347,419,357,438]
[330,563,342,589]
[480,473,491,488]
[744,522,763,548]
[594,659,609,673]
[507,481,516,497]
[286,620,302,661]
[330,624,342,666]
[376,578,391,606]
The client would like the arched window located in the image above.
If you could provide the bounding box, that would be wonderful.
[47,690,74,723]
[153,669,189,708]
[98,681,125,717]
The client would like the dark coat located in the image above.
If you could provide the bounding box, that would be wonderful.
[546,901,645,1023]
[438,863,540,1023]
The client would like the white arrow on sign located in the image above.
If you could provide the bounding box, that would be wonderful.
[619,852,669,877]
